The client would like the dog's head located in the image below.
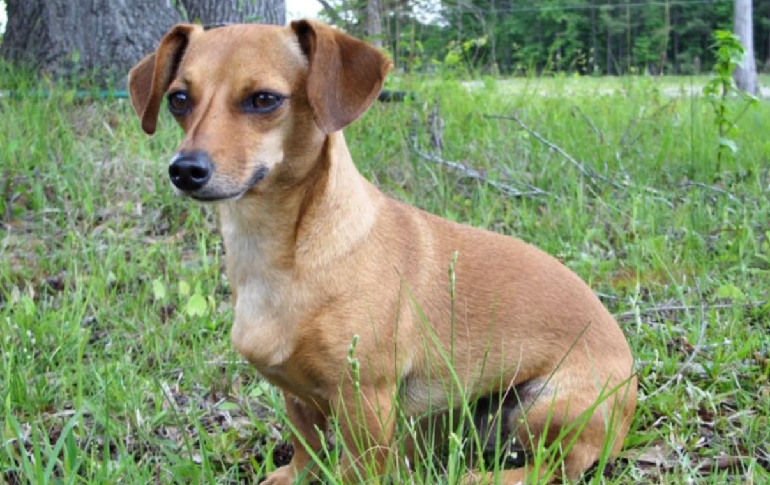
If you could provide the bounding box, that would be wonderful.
[128,20,391,202]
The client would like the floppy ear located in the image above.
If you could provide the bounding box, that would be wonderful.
[290,20,392,134]
[128,24,203,135]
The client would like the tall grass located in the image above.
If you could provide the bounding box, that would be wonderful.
[2,65,770,483]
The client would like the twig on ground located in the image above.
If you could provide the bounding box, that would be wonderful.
[416,150,548,198]
[487,112,675,207]
[642,281,709,401]
[636,360,709,377]
[486,112,618,189]
[615,299,766,323]
[205,359,251,366]
[428,100,445,155]
[681,180,739,202]
[626,183,674,208]
[410,112,548,199]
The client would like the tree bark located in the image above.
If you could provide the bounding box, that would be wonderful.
[672,8,679,74]
[606,25,611,75]
[590,1,597,74]
[767,7,770,71]
[733,0,758,94]
[180,0,285,26]
[365,0,383,48]
[0,0,287,87]
[0,0,181,86]
[766,4,770,71]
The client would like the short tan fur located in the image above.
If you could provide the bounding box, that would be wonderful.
[129,19,637,485]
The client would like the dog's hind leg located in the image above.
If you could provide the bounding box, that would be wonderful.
[464,374,635,485]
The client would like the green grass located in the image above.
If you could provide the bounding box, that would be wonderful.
[458,73,770,95]
[2,69,770,484]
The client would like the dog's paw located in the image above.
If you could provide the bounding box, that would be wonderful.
[460,471,485,485]
[260,465,298,485]
[461,471,523,485]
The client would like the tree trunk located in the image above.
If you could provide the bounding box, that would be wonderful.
[0,0,181,86]
[626,3,631,73]
[765,7,770,72]
[0,0,287,87]
[672,9,679,74]
[606,27,611,74]
[590,2,597,74]
[180,0,285,26]
[733,0,758,94]
[766,4,770,71]
[365,0,383,48]
[659,0,670,75]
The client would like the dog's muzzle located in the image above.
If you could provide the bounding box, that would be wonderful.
[169,151,213,192]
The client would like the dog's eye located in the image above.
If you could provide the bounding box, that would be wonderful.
[167,91,192,116]
[245,92,284,114]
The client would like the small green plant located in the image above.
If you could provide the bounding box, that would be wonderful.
[702,30,758,172]
[152,278,215,320]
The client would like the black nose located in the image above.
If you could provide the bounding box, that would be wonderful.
[169,152,212,192]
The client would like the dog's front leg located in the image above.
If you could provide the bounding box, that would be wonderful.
[262,392,327,485]
[332,385,397,484]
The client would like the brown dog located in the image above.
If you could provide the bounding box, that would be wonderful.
[128,19,637,484]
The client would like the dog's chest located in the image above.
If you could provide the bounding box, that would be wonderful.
[221,220,298,368]
[228,275,297,368]
[229,276,326,398]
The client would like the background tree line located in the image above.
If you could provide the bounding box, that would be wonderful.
[320,0,769,76]
[0,0,763,85]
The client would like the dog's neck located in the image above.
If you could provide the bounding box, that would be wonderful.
[218,131,380,287]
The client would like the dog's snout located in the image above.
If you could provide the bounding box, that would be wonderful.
[169,152,213,192]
